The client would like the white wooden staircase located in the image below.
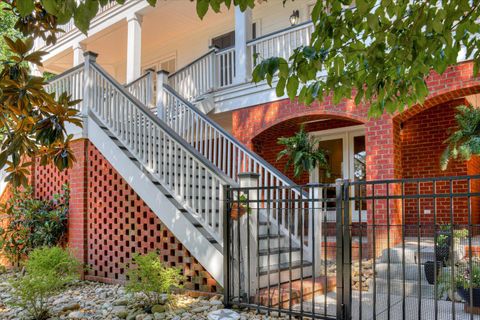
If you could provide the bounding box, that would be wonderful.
[45,52,319,295]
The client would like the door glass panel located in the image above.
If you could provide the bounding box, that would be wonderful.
[353,135,367,212]
[317,138,343,184]
[317,138,343,214]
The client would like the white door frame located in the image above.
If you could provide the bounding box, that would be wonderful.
[308,125,366,222]
[309,124,365,183]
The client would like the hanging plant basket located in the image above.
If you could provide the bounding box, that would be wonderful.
[230,202,248,221]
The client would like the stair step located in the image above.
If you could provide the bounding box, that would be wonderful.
[259,260,312,276]
[378,247,435,264]
[259,247,301,256]
[374,263,431,282]
[370,278,436,298]
[258,233,285,240]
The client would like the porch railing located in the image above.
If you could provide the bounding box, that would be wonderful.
[35,1,119,49]
[247,21,314,69]
[44,64,85,111]
[125,69,155,108]
[166,22,313,103]
[216,47,235,88]
[162,85,312,258]
[45,54,235,246]
[168,49,217,102]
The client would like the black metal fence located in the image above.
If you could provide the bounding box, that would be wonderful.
[223,175,480,320]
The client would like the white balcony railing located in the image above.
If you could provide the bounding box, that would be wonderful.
[168,49,217,102]
[45,64,85,110]
[216,47,235,88]
[36,1,119,49]
[167,22,313,103]
[125,69,155,108]
[247,21,314,70]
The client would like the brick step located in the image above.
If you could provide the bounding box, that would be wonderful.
[256,275,336,308]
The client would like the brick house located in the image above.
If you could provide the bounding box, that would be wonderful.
[16,0,480,298]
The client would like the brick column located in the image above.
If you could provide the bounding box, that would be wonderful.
[67,139,88,275]
[365,115,403,257]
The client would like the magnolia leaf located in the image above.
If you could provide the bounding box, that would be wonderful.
[16,0,35,17]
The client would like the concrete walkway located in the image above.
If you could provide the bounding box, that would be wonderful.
[293,291,479,319]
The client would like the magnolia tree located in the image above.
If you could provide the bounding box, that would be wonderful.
[2,0,480,186]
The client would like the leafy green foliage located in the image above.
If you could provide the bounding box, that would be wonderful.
[441,105,480,170]
[9,246,80,320]
[5,0,480,180]
[251,0,480,117]
[126,252,185,307]
[456,262,480,289]
[0,185,69,267]
[0,3,21,61]
[437,258,480,300]
[277,125,329,178]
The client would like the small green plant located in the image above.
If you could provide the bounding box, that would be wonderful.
[126,252,185,308]
[456,263,480,289]
[441,105,480,170]
[436,226,468,247]
[0,185,69,267]
[436,234,449,248]
[438,260,480,299]
[9,247,80,320]
[277,125,330,178]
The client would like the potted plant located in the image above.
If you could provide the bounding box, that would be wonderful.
[424,261,441,285]
[456,263,480,307]
[230,193,250,220]
[428,227,468,285]
[276,125,330,178]
[434,226,468,265]
[441,104,480,171]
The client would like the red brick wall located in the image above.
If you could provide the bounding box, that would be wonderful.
[251,117,361,184]
[33,141,87,265]
[231,61,480,254]
[30,140,220,293]
[400,100,478,228]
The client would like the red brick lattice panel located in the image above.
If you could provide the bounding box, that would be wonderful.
[85,144,220,293]
[33,158,68,200]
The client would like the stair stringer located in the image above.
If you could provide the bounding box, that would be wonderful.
[87,117,224,286]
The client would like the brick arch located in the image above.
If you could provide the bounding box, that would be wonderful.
[253,114,363,143]
[396,61,480,123]
[232,98,369,147]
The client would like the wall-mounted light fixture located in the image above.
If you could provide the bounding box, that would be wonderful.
[289,10,300,26]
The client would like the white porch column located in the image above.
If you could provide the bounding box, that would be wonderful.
[234,7,252,84]
[126,13,142,83]
[73,42,85,66]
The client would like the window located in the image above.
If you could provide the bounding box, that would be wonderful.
[210,23,258,49]
[142,56,176,74]
[212,31,235,50]
[159,58,176,74]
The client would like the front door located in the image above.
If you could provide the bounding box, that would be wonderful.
[310,127,366,222]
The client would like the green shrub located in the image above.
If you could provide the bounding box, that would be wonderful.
[9,247,80,320]
[0,185,69,266]
[126,252,185,307]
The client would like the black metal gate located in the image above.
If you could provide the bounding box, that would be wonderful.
[223,175,480,320]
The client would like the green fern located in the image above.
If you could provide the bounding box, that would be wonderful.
[441,105,480,170]
[277,125,330,178]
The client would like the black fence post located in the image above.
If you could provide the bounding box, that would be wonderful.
[343,179,352,320]
[336,179,345,320]
[223,184,231,308]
